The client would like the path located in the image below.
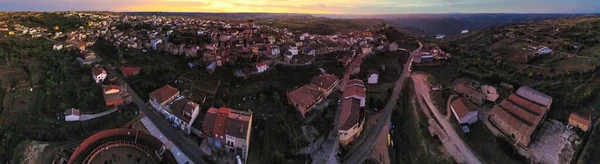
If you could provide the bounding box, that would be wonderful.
[95,50,206,164]
[343,41,421,164]
[79,107,118,121]
[412,73,482,164]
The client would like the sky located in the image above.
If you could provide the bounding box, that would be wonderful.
[0,0,599,14]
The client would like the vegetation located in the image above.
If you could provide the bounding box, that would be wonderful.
[437,16,600,121]
[4,12,89,32]
[257,16,383,35]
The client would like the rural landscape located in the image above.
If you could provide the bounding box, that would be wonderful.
[0,0,599,164]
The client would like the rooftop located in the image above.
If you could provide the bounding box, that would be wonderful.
[149,85,179,104]
[310,73,340,90]
[339,98,361,131]
[450,97,477,119]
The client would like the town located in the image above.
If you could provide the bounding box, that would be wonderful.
[0,9,600,164]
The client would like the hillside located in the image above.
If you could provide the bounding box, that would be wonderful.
[440,16,600,121]
[382,14,599,37]
[256,16,384,35]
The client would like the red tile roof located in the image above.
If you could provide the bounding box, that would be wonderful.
[149,85,179,104]
[120,66,141,77]
[287,85,324,116]
[310,73,340,90]
[339,98,361,130]
[344,85,366,98]
[450,97,477,120]
[569,113,591,128]
[92,67,106,76]
[455,83,485,98]
[102,85,120,94]
[256,62,267,67]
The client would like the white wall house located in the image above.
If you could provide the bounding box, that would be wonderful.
[92,67,107,84]
[289,46,298,56]
[64,108,80,121]
[256,62,268,73]
[368,73,379,84]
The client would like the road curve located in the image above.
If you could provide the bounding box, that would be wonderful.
[343,41,422,164]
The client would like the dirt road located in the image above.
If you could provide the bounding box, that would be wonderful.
[412,73,482,164]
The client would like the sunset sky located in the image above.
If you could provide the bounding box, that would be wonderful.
[0,0,598,14]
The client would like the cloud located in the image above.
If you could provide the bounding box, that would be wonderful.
[0,0,597,14]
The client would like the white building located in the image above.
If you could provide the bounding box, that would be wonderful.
[92,67,107,83]
[289,46,299,56]
[53,44,63,50]
[169,98,201,134]
[256,62,268,73]
[343,79,366,107]
[64,108,81,121]
[368,72,379,84]
[149,85,180,113]
[450,97,478,125]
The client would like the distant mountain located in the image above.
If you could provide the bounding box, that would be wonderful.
[380,13,600,37]
[122,12,311,19]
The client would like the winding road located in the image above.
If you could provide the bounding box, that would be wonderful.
[343,41,421,164]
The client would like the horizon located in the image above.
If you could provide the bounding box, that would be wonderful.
[1,0,599,14]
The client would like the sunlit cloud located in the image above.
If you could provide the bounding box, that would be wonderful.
[0,0,598,14]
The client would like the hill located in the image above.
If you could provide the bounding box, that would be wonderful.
[380,14,599,37]
[255,16,384,35]
[439,16,600,121]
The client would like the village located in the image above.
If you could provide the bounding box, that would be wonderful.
[1,11,599,164]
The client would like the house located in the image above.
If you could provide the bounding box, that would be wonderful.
[569,113,591,132]
[367,70,379,84]
[149,85,180,112]
[338,98,364,146]
[202,107,253,162]
[289,46,299,56]
[64,108,81,121]
[454,83,486,106]
[270,45,280,56]
[92,67,107,83]
[343,79,366,107]
[489,86,551,147]
[389,42,399,52]
[461,30,469,34]
[421,52,434,63]
[120,66,141,78]
[169,98,201,134]
[481,85,500,102]
[287,85,325,117]
[102,85,120,95]
[104,92,124,107]
[450,97,478,126]
[206,61,217,74]
[256,62,268,73]
[309,73,340,97]
[53,44,63,50]
[431,84,443,91]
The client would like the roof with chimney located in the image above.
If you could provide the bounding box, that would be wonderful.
[226,110,252,139]
[170,98,199,123]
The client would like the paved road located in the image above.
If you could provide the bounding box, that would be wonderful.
[343,41,422,164]
[412,73,481,164]
[311,52,364,164]
[79,107,118,121]
[96,53,207,164]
